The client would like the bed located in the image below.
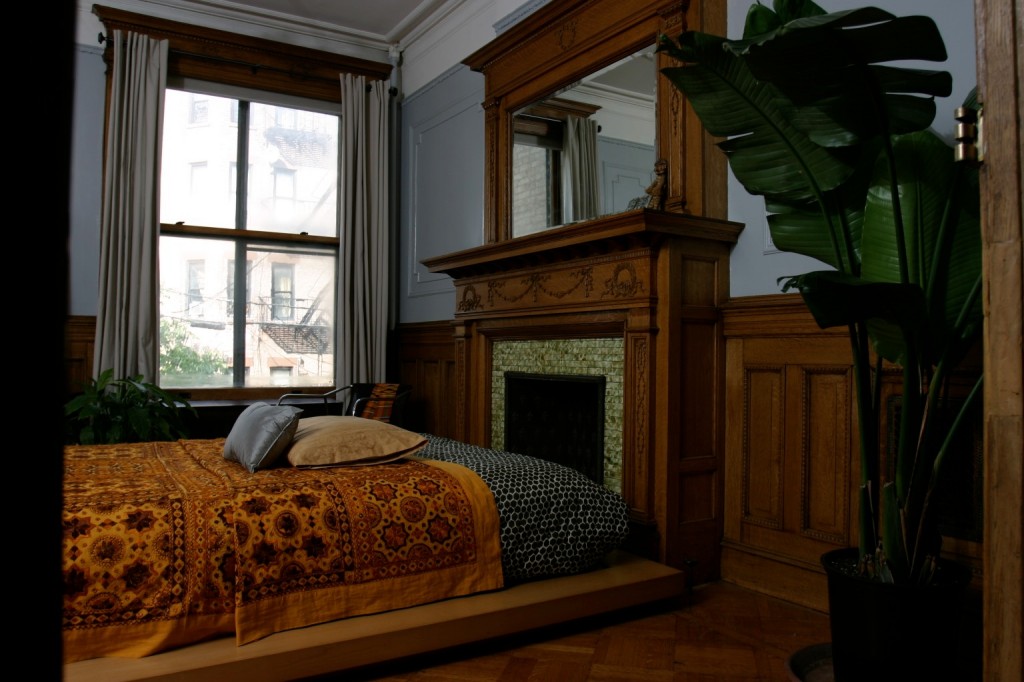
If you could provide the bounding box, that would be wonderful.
[63,410,687,681]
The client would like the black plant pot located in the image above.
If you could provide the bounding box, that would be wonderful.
[822,547,973,682]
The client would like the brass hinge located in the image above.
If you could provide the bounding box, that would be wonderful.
[955,105,984,164]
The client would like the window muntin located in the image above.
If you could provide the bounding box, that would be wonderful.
[158,87,339,392]
[226,258,251,317]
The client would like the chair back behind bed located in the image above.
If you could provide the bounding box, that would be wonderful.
[277,383,413,428]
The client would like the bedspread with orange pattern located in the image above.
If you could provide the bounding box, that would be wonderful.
[62,438,503,663]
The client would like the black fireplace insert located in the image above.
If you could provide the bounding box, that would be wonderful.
[504,371,606,484]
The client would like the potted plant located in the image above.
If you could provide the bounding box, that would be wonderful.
[65,368,196,445]
[657,1,982,679]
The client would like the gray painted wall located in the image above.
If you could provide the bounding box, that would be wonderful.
[69,44,105,317]
[398,65,486,323]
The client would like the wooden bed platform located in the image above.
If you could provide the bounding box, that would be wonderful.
[64,550,687,682]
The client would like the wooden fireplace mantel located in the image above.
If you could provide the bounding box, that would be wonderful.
[422,209,742,582]
[422,209,743,280]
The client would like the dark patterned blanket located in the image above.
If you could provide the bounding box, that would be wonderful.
[418,435,630,583]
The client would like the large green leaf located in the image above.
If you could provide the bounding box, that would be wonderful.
[660,32,853,205]
[658,7,955,277]
[780,270,927,332]
[859,130,982,364]
[765,140,877,272]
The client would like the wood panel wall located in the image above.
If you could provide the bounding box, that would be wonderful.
[720,294,983,612]
[65,316,96,396]
[392,321,459,439]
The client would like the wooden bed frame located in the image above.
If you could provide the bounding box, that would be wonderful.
[65,551,687,682]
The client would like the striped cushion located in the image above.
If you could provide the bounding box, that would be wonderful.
[359,383,399,422]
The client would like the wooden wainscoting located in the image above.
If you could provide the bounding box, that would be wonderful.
[65,316,96,396]
[720,294,983,612]
[65,316,458,440]
[393,321,459,439]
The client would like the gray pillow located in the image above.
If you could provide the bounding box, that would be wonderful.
[223,403,303,472]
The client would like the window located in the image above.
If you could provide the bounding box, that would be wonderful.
[270,365,293,386]
[186,260,205,318]
[188,95,208,125]
[272,166,297,222]
[512,135,563,234]
[511,113,565,235]
[271,263,294,321]
[159,87,339,392]
[189,162,208,202]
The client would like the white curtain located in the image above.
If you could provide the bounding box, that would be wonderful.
[337,75,390,386]
[93,30,168,382]
[562,115,600,222]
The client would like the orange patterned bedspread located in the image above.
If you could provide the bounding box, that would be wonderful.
[62,439,503,663]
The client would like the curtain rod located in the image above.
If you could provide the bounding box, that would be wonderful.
[97,31,396,96]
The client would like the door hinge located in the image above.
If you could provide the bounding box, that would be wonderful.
[955,105,984,164]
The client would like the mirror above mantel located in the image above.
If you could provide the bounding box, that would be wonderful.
[463,0,728,245]
[511,46,657,237]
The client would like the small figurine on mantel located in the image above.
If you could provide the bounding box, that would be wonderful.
[645,158,668,210]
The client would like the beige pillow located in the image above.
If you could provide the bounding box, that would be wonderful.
[286,416,427,467]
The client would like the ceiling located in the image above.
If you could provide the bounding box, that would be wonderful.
[165,0,653,98]
[187,0,446,42]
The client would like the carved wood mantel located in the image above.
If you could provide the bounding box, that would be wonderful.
[423,210,742,580]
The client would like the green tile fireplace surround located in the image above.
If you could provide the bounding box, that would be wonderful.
[491,338,625,493]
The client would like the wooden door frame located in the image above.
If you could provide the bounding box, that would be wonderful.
[976,0,1023,679]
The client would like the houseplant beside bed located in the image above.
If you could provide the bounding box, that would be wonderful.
[65,368,195,445]
[657,1,982,679]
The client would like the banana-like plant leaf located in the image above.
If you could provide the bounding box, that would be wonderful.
[736,11,951,143]
[659,33,853,203]
[766,139,876,272]
[860,130,982,364]
[780,270,927,333]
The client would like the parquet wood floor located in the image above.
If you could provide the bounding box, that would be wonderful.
[328,581,832,681]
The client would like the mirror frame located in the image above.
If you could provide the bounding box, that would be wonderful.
[463,0,727,244]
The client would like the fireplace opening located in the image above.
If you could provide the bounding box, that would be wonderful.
[504,371,606,484]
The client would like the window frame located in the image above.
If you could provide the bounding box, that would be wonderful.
[95,5,391,401]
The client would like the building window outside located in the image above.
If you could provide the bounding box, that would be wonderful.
[186,260,205,318]
[271,263,295,321]
[189,95,208,125]
[512,126,563,235]
[159,88,339,392]
[190,162,208,203]
[272,167,296,223]
[270,366,293,386]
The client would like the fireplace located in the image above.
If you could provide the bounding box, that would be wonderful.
[490,337,624,492]
[504,372,606,484]
[422,210,741,578]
